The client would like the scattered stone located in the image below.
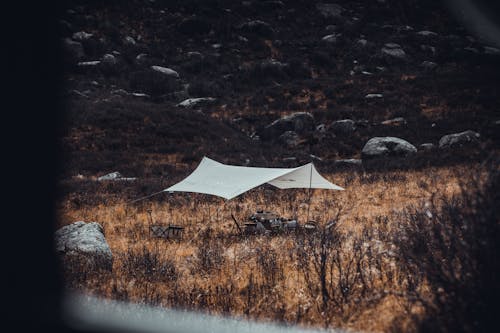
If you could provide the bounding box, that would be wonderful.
[279,131,301,147]
[177,16,211,35]
[72,89,90,98]
[325,25,337,32]
[334,159,362,168]
[238,20,274,38]
[98,171,136,181]
[77,60,101,67]
[381,117,407,126]
[101,53,117,65]
[316,3,343,18]
[381,43,406,60]
[416,30,438,37]
[258,1,285,10]
[111,89,129,96]
[310,154,323,161]
[123,36,136,46]
[362,137,417,160]
[261,59,287,70]
[55,221,113,272]
[187,51,203,60]
[63,38,85,61]
[421,61,438,70]
[330,119,356,134]
[365,93,383,99]
[135,53,150,66]
[463,47,479,54]
[438,130,480,149]
[72,31,93,41]
[151,65,180,78]
[419,143,435,151]
[316,124,327,132]
[260,112,315,140]
[357,39,368,47]
[176,97,217,108]
[322,34,338,43]
[484,46,500,56]
[131,92,150,98]
[421,45,437,55]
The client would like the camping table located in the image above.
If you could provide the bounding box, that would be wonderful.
[150,224,184,240]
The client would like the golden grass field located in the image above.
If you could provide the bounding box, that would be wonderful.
[56,163,478,332]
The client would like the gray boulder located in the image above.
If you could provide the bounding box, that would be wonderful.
[176,97,216,108]
[362,137,417,160]
[484,46,500,56]
[321,34,338,43]
[438,130,480,149]
[381,43,406,60]
[63,38,85,62]
[381,117,407,126]
[365,93,383,99]
[330,119,356,135]
[151,65,180,78]
[334,159,362,169]
[419,143,435,151]
[260,112,315,140]
[416,30,438,37]
[129,67,182,97]
[98,171,136,181]
[135,53,150,66]
[279,131,301,148]
[238,20,274,38]
[72,31,93,41]
[421,61,438,70]
[55,221,113,271]
[101,53,117,66]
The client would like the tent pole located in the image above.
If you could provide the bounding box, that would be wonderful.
[306,163,313,223]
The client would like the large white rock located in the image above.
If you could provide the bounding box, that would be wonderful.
[55,221,113,271]
[362,137,417,159]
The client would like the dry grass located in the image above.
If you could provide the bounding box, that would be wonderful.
[56,164,479,332]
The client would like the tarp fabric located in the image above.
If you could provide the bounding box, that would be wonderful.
[164,157,344,200]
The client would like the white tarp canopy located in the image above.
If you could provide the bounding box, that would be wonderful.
[164,156,344,200]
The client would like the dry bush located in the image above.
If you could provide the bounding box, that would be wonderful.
[296,210,393,327]
[391,158,500,332]
[57,164,485,332]
[121,246,178,283]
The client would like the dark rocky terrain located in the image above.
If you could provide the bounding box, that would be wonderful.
[59,0,500,195]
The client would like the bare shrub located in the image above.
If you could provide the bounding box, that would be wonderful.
[392,158,500,332]
[121,246,178,283]
[193,228,225,275]
[256,246,284,288]
[296,213,389,326]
